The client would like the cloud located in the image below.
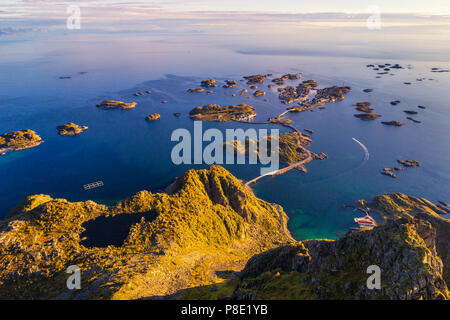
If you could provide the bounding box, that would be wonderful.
[0,26,41,35]
[1,1,449,37]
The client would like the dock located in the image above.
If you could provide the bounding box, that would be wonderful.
[83,181,104,190]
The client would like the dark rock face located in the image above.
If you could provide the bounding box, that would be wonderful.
[233,217,449,300]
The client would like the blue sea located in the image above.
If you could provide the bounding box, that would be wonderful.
[1,28,449,240]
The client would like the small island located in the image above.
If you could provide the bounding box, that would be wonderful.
[297,85,351,108]
[201,79,217,88]
[0,129,43,155]
[407,117,421,123]
[224,132,312,167]
[56,123,88,136]
[97,100,136,110]
[397,159,421,167]
[382,121,404,126]
[239,89,248,96]
[355,102,374,113]
[243,74,268,84]
[354,113,381,120]
[278,80,318,105]
[187,88,205,93]
[189,104,256,122]
[145,113,161,121]
[223,80,238,88]
[381,168,397,178]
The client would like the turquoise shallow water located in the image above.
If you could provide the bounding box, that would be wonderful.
[0,32,449,240]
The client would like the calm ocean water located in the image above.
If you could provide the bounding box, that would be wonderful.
[0,31,449,240]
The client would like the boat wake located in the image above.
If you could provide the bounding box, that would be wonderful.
[352,137,370,162]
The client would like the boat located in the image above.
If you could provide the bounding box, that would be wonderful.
[354,214,377,229]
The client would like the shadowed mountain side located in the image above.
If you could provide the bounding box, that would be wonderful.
[181,193,450,300]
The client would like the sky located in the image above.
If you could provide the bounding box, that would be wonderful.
[2,0,450,14]
[1,0,449,37]
[164,0,450,14]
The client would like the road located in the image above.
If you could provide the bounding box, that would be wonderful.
[245,133,313,187]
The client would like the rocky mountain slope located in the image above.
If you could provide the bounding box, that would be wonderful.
[184,192,449,300]
[0,166,448,300]
[0,166,291,299]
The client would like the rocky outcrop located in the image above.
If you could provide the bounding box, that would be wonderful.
[382,121,404,126]
[182,192,449,300]
[239,89,248,96]
[145,113,161,121]
[356,106,374,113]
[354,113,381,120]
[56,123,88,136]
[243,74,268,84]
[368,193,450,285]
[253,90,266,97]
[407,117,421,123]
[201,79,217,88]
[227,217,449,300]
[355,102,373,113]
[96,100,136,110]
[187,88,205,93]
[223,80,238,88]
[381,168,397,178]
[397,159,421,167]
